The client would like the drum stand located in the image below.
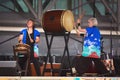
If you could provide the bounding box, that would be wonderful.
[13,45,30,76]
[42,31,73,76]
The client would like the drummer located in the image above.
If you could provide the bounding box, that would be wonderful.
[75,17,109,76]
[18,19,41,76]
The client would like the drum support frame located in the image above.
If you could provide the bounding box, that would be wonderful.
[13,45,30,76]
[42,32,73,76]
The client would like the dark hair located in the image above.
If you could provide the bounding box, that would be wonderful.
[27,18,35,23]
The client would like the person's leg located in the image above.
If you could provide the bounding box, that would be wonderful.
[74,56,92,76]
[93,58,109,74]
[32,58,41,76]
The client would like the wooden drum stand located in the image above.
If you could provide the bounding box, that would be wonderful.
[13,43,31,76]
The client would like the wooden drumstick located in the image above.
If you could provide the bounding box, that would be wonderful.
[74,11,86,32]
[79,11,86,20]
[27,29,34,43]
[27,30,32,40]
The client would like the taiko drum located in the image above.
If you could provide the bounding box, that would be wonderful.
[42,10,74,33]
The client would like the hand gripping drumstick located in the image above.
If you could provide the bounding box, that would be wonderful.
[74,11,86,32]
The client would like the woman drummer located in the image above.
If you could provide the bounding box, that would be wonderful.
[18,19,41,76]
[75,17,109,76]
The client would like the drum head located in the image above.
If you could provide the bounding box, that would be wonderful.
[15,44,30,50]
[61,10,74,32]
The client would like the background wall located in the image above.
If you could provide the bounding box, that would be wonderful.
[0,32,119,57]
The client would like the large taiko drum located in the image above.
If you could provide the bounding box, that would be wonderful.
[42,10,74,33]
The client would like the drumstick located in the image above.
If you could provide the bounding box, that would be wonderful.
[28,33,32,40]
[79,11,86,20]
[74,11,86,32]
[27,29,33,42]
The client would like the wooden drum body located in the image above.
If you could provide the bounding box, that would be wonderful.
[42,10,74,33]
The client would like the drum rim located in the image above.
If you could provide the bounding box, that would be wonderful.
[15,43,31,49]
[61,10,74,32]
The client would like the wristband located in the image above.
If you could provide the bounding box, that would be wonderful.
[76,23,81,28]
[33,40,35,44]
[19,40,21,43]
[77,23,81,26]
